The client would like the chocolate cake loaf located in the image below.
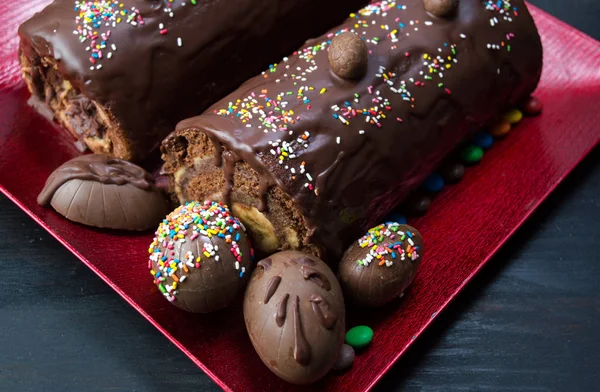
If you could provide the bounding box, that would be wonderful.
[161,0,543,260]
[18,0,367,161]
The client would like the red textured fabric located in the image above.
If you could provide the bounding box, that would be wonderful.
[0,2,598,391]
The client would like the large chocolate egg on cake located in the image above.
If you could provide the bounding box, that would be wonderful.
[149,201,253,313]
[243,251,345,385]
[338,223,423,307]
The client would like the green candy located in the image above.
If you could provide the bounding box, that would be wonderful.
[345,326,373,349]
[460,145,484,164]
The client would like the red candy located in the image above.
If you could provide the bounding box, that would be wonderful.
[522,96,543,116]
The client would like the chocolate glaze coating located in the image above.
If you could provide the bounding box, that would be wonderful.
[243,251,345,385]
[328,32,369,79]
[38,154,168,230]
[338,223,423,307]
[172,0,543,261]
[149,201,252,313]
[18,0,366,160]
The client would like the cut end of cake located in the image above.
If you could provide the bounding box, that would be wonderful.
[161,128,321,259]
[18,48,135,161]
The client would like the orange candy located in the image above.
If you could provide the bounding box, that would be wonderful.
[490,121,511,138]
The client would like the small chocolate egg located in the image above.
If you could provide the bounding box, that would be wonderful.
[148,201,253,313]
[423,0,459,17]
[37,154,168,230]
[328,32,368,80]
[338,223,423,307]
[243,251,345,385]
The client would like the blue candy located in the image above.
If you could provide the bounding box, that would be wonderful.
[472,131,494,149]
[383,212,407,225]
[423,173,445,193]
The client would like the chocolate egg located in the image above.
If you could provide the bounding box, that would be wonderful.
[328,32,368,80]
[243,251,345,385]
[423,0,459,18]
[149,201,253,313]
[338,223,423,307]
[37,154,168,230]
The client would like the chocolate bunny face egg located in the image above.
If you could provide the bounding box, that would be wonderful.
[243,251,345,385]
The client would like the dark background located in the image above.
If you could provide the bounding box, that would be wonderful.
[1,1,599,391]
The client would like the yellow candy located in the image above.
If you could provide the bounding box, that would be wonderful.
[503,109,523,125]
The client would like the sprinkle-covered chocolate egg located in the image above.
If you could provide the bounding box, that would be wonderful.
[338,223,423,307]
[149,201,253,313]
[243,251,345,385]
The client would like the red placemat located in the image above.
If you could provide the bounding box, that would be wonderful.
[0,2,598,391]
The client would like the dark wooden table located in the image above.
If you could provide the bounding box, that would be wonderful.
[1,1,599,391]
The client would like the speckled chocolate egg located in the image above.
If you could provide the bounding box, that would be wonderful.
[37,154,168,230]
[149,201,253,313]
[243,251,345,385]
[338,223,423,307]
[328,32,368,79]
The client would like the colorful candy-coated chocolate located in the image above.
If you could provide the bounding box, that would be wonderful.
[345,326,373,349]
[490,121,511,138]
[384,212,407,225]
[441,162,465,183]
[460,145,484,164]
[503,109,523,124]
[472,131,494,149]
[522,96,543,116]
[423,173,445,193]
[332,344,355,371]
[406,195,432,216]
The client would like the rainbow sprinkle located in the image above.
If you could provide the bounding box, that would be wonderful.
[148,201,252,302]
[357,1,405,17]
[73,0,195,70]
[73,1,144,70]
[356,222,419,268]
[484,0,518,25]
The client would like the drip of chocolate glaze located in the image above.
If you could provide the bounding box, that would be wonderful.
[309,294,338,329]
[209,135,223,167]
[263,275,281,304]
[221,150,236,207]
[258,175,272,212]
[276,293,289,327]
[37,154,154,206]
[292,295,311,366]
[257,258,272,271]
[300,266,331,291]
